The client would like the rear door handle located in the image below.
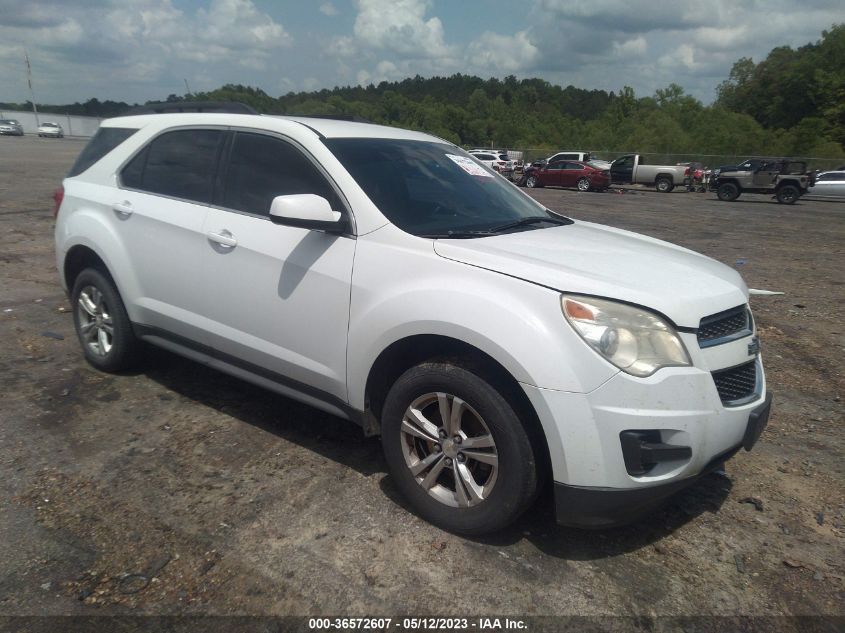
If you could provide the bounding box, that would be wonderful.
[207,230,237,248]
[112,201,133,217]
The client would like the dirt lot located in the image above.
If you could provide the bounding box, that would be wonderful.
[1,136,843,622]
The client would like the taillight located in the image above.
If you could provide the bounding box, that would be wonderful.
[684,167,690,176]
[52,186,64,218]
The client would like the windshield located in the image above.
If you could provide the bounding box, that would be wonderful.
[325,138,566,237]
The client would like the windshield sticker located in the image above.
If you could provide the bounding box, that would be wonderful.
[446,154,494,178]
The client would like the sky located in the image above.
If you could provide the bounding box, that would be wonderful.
[0,0,842,106]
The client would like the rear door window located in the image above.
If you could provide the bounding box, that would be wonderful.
[120,129,224,204]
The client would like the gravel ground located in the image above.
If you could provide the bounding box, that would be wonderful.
[0,136,843,622]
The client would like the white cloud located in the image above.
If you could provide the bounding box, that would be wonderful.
[319,2,339,17]
[467,30,539,73]
[353,0,455,59]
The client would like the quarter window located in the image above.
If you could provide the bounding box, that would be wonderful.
[120,129,223,204]
[222,132,340,216]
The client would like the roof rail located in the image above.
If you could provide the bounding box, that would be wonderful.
[127,101,259,115]
[286,113,372,123]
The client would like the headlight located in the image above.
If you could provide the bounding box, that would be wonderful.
[562,295,691,377]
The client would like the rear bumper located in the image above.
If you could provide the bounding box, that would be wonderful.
[554,392,772,528]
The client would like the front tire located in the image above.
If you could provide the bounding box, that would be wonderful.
[717,182,740,201]
[776,184,799,204]
[577,177,591,192]
[525,175,540,188]
[71,268,142,372]
[381,362,539,535]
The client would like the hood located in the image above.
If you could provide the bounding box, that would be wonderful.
[433,220,748,328]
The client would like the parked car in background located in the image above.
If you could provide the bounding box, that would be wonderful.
[805,170,845,199]
[520,160,610,191]
[0,119,24,136]
[469,150,513,179]
[713,159,810,204]
[38,122,64,138]
[610,154,689,192]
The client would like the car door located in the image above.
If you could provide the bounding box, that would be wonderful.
[610,155,635,183]
[753,162,781,187]
[541,161,565,186]
[201,130,356,402]
[116,127,225,343]
[558,162,582,188]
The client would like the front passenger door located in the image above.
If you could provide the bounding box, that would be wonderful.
[201,131,356,403]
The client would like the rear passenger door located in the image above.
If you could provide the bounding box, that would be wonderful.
[201,130,356,403]
[117,127,224,343]
[558,162,582,188]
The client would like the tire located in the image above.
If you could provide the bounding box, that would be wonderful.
[576,177,591,192]
[655,176,674,193]
[776,184,799,204]
[525,175,540,188]
[717,182,740,202]
[381,362,539,535]
[71,268,142,372]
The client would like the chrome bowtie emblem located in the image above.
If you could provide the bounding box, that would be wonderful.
[747,337,761,356]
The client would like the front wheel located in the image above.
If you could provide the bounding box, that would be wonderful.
[525,175,540,188]
[776,184,800,204]
[381,362,539,535]
[577,177,591,192]
[71,268,142,372]
[655,176,674,193]
[717,182,740,201]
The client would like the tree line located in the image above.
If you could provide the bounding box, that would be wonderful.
[3,24,842,161]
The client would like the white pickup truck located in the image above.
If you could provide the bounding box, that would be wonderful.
[610,154,689,192]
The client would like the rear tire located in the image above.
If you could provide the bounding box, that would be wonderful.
[655,176,674,193]
[577,177,591,192]
[776,184,799,204]
[717,182,740,201]
[71,268,142,372]
[381,362,539,535]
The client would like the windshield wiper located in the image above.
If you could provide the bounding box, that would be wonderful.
[490,215,573,233]
[419,230,496,239]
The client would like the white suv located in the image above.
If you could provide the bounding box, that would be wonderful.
[55,109,771,533]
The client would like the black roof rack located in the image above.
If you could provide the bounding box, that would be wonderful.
[286,113,372,123]
[127,101,259,115]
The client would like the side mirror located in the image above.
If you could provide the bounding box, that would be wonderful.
[269,194,344,233]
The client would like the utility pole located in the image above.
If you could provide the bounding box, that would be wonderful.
[184,78,192,96]
[25,50,40,126]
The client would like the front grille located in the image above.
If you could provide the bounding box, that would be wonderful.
[712,360,758,404]
[698,305,751,347]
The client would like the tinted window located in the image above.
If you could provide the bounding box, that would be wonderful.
[69,127,137,177]
[222,132,340,216]
[325,138,566,237]
[473,153,495,160]
[563,162,582,170]
[547,161,565,170]
[121,129,223,204]
[819,173,845,181]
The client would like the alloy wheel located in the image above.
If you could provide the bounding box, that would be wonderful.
[399,392,498,508]
[76,285,114,357]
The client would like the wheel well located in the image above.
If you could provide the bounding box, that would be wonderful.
[64,245,110,291]
[776,179,800,189]
[365,334,551,476]
[655,173,673,182]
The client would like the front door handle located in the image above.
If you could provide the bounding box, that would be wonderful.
[207,230,237,248]
[113,201,133,217]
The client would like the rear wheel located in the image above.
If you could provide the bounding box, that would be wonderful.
[577,177,591,192]
[655,176,674,193]
[717,182,740,201]
[381,362,539,534]
[776,184,799,204]
[71,268,142,372]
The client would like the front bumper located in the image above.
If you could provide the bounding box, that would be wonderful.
[554,393,772,528]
